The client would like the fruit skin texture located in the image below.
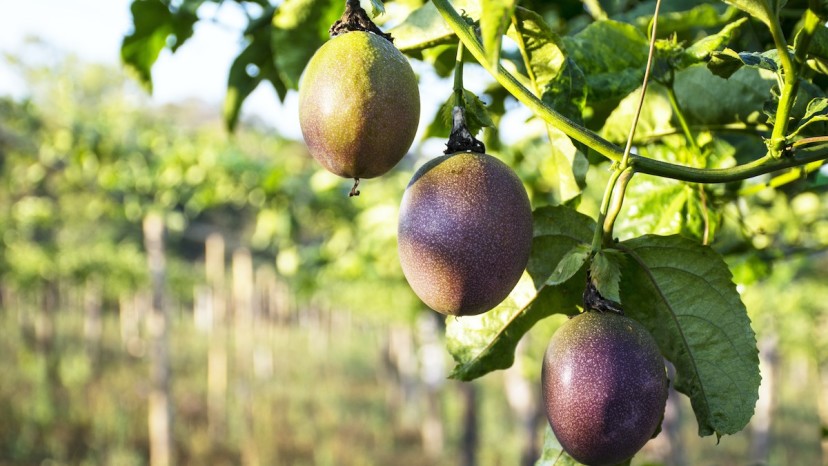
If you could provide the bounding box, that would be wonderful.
[298,31,420,179]
[542,311,667,466]
[397,152,533,316]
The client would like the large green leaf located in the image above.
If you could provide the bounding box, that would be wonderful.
[562,20,649,105]
[619,235,760,438]
[674,64,775,126]
[480,0,516,68]
[389,0,482,53]
[723,0,787,29]
[445,206,595,381]
[121,0,200,91]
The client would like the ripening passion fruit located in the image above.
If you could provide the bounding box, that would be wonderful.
[298,31,420,180]
[542,311,668,466]
[397,152,533,316]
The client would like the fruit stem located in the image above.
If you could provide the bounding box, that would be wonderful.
[453,41,465,99]
[444,41,486,154]
[329,0,393,42]
[445,107,486,154]
[583,272,624,314]
[349,178,361,197]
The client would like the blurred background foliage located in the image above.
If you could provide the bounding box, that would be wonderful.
[1,0,828,465]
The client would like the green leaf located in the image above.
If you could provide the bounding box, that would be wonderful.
[509,8,587,124]
[601,84,674,144]
[121,0,199,91]
[534,425,581,466]
[681,18,748,67]
[546,244,591,286]
[674,64,775,126]
[789,97,828,138]
[708,48,780,78]
[224,27,287,131]
[619,235,760,438]
[480,0,516,68]
[427,89,494,140]
[366,0,385,17]
[562,20,649,105]
[800,24,828,62]
[590,249,623,303]
[445,206,595,381]
[723,0,787,29]
[389,0,482,53]
[271,0,341,90]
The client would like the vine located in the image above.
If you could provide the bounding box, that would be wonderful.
[430,0,828,185]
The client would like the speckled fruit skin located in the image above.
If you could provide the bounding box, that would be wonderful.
[542,312,668,466]
[397,152,533,316]
[298,31,420,179]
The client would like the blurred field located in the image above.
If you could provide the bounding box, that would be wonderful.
[0,271,826,466]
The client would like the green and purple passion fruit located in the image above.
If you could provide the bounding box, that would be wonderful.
[298,31,420,179]
[542,311,668,466]
[397,152,533,316]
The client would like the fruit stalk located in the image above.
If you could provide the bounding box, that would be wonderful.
[444,41,485,154]
[329,0,392,41]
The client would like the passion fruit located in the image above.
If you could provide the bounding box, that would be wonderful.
[397,152,533,316]
[542,311,668,466]
[298,31,420,179]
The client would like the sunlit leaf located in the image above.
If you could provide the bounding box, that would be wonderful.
[723,0,787,29]
[389,0,482,53]
[366,0,385,17]
[480,0,516,68]
[619,235,760,438]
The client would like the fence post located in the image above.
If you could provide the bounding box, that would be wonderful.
[143,212,173,466]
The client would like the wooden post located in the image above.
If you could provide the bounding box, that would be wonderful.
[460,382,479,466]
[749,333,778,465]
[503,339,540,466]
[143,213,173,466]
[205,233,227,439]
[232,248,259,466]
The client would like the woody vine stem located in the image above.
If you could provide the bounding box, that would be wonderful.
[430,0,828,184]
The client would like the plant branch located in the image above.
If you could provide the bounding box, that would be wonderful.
[738,159,826,196]
[767,12,798,154]
[602,167,635,245]
[592,167,624,252]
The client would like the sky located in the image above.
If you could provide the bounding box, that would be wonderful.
[0,0,526,151]
[0,0,311,140]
